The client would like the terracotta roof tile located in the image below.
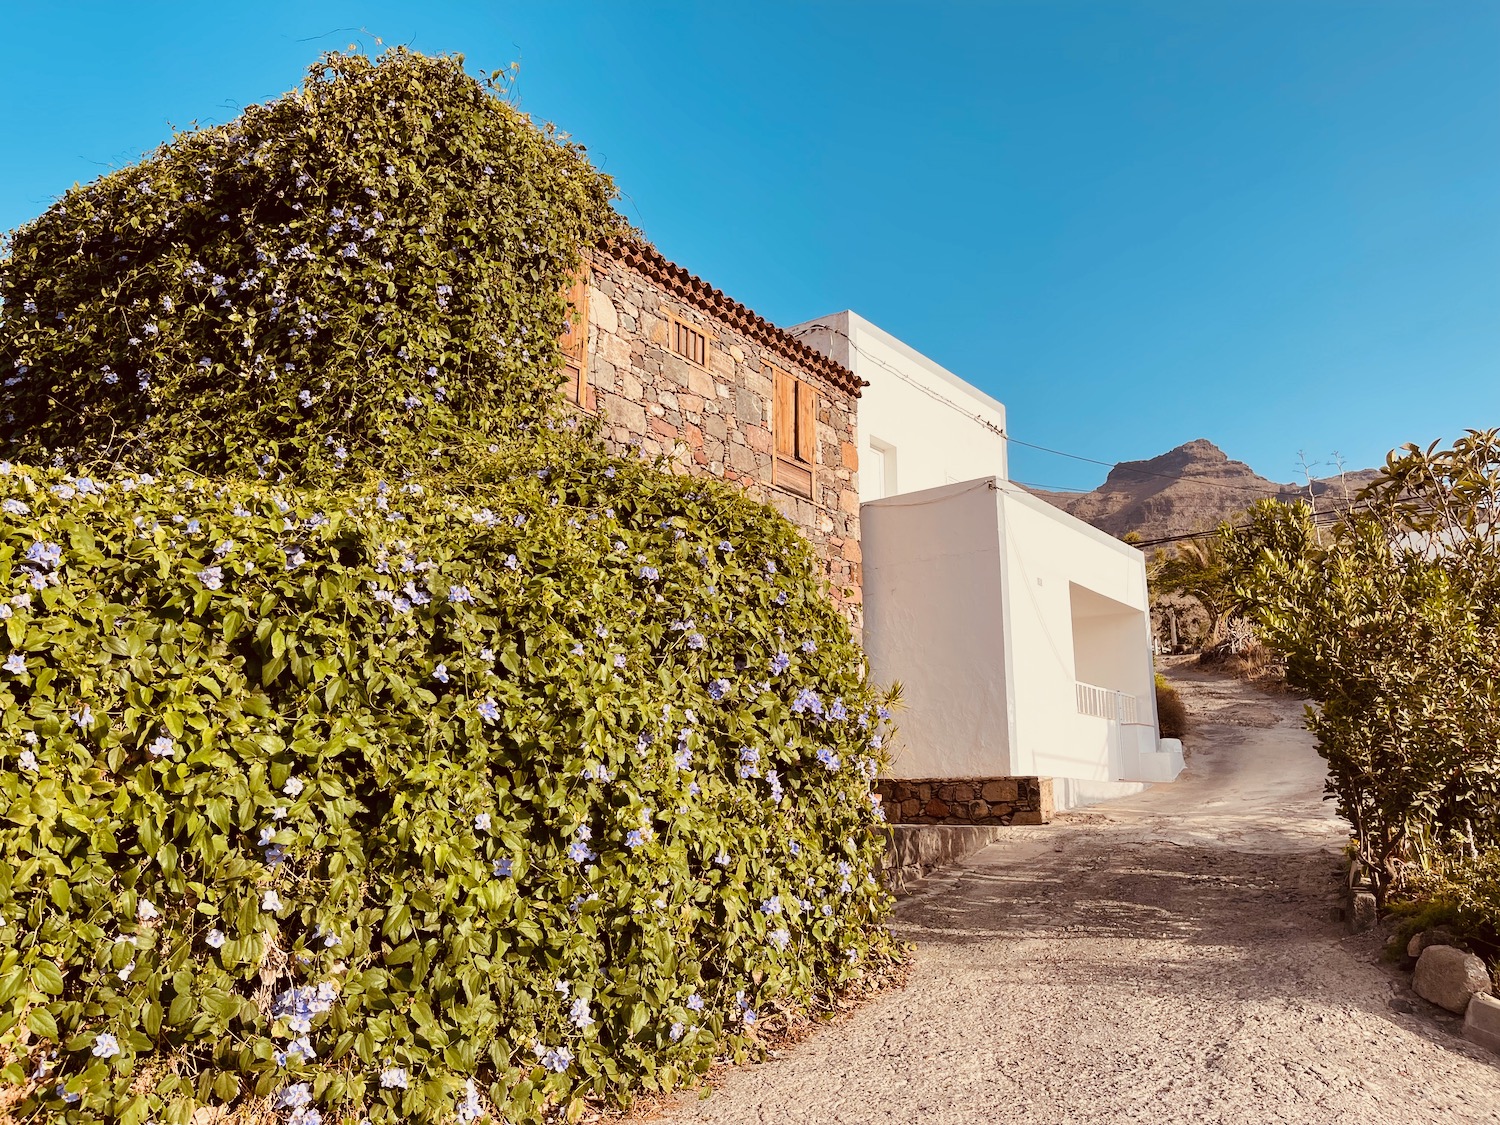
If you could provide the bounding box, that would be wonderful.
[597,238,864,398]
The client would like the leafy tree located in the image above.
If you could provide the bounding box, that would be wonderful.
[1224,431,1500,901]
[1151,537,1236,648]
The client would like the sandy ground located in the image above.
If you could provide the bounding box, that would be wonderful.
[658,662,1500,1124]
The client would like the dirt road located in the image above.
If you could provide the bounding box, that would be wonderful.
[663,664,1500,1124]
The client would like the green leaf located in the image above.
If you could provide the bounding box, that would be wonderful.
[30,961,64,995]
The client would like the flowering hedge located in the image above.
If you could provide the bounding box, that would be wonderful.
[0,426,898,1124]
[0,48,618,479]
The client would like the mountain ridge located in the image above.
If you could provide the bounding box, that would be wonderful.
[1024,438,1380,542]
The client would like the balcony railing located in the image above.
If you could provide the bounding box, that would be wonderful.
[1076,681,1140,724]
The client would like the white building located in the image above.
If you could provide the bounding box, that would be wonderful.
[792,310,1182,812]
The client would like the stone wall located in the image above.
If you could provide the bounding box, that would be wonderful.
[582,250,862,623]
[880,824,1014,895]
[876,776,1054,826]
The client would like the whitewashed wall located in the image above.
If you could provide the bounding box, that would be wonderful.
[790,311,1008,501]
[860,479,1012,778]
[862,477,1167,802]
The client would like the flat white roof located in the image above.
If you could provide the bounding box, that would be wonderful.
[791,309,1008,417]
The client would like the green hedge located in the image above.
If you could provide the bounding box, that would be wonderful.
[0,429,898,1124]
[0,48,619,480]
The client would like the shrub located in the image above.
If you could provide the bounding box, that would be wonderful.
[1399,848,1500,970]
[0,48,620,481]
[1224,432,1500,902]
[0,429,899,1124]
[1154,674,1187,740]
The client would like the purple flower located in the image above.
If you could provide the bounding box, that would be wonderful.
[708,678,730,701]
[816,747,841,771]
[770,652,790,675]
[625,829,645,849]
[478,698,500,723]
[492,857,513,878]
[792,688,824,717]
[687,633,706,651]
[568,841,595,863]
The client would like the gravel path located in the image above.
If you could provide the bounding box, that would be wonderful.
[660,663,1500,1124]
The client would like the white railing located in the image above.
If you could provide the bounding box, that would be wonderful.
[1076,681,1141,724]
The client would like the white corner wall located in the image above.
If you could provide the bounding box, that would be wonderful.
[790,311,1008,502]
[996,485,1160,789]
[860,479,1014,778]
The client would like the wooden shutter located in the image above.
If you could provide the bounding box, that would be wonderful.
[774,368,796,458]
[559,269,593,410]
[795,380,816,464]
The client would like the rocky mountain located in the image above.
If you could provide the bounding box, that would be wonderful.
[1025,439,1380,543]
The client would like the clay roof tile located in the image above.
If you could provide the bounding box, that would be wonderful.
[598,238,863,398]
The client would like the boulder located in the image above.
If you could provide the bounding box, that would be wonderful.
[1413,945,1493,1015]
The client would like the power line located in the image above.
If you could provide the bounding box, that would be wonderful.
[791,323,1342,503]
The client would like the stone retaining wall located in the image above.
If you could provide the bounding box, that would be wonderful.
[880,824,1012,895]
[876,776,1054,826]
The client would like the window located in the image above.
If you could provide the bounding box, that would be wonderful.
[771,365,816,498]
[559,269,594,411]
[867,437,897,500]
[667,314,708,367]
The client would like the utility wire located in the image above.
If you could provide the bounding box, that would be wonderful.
[791,323,1349,502]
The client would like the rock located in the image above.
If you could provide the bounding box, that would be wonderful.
[1406,926,1462,960]
[1412,945,1494,1015]
[1465,992,1500,1055]
[1347,889,1377,933]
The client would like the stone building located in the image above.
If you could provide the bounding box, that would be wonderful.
[560,238,865,621]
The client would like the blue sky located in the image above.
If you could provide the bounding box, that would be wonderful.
[3,1,1496,490]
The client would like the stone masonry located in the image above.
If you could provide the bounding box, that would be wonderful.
[578,241,864,623]
[876,776,1055,826]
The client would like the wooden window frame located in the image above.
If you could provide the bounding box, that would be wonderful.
[770,363,817,499]
[559,268,595,412]
[664,310,710,368]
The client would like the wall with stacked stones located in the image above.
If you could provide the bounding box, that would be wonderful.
[875,776,1055,826]
[582,252,862,623]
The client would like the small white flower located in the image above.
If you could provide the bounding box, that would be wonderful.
[262,890,284,913]
[137,899,160,922]
[118,960,135,981]
[18,749,39,772]
[206,928,227,949]
[283,776,304,797]
[379,1066,409,1089]
[3,653,25,675]
[91,1032,121,1059]
[148,735,176,759]
[473,812,491,833]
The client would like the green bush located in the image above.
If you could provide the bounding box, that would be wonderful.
[0,46,898,1125]
[1153,674,1186,740]
[1224,432,1500,902]
[0,430,899,1124]
[1400,848,1500,970]
[0,48,619,481]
